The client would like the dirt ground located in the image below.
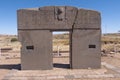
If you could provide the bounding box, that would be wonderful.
[0,51,20,80]
[0,51,120,80]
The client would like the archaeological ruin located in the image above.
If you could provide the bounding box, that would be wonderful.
[17,6,101,70]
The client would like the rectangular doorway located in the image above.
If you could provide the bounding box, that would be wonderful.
[52,31,72,69]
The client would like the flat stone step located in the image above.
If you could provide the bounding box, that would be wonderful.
[102,62,120,74]
[3,62,120,80]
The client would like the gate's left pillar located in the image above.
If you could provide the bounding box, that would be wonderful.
[18,30,53,70]
[17,7,54,70]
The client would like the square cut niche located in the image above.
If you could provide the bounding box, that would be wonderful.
[26,45,34,50]
[89,44,96,48]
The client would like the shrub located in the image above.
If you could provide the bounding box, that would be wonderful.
[11,38,18,42]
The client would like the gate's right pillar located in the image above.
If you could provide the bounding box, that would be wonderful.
[71,9,101,69]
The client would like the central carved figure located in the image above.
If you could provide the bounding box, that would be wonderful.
[55,7,65,21]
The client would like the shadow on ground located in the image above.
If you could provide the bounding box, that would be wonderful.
[0,63,70,70]
[0,64,21,70]
[53,63,70,69]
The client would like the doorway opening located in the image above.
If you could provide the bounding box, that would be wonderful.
[52,31,71,69]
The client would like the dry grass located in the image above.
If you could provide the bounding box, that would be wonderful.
[0,35,21,52]
[0,33,120,53]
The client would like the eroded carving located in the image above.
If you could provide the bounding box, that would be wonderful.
[55,7,65,21]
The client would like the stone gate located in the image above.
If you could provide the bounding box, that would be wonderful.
[17,6,101,70]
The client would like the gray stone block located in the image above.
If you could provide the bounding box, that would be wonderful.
[72,29,101,69]
[17,6,78,30]
[18,30,53,70]
[74,9,101,29]
[17,9,55,30]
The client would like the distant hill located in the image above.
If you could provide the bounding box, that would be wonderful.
[103,33,120,37]
[0,34,17,37]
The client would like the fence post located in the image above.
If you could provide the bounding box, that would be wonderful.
[114,44,117,54]
[0,48,1,60]
[57,46,60,56]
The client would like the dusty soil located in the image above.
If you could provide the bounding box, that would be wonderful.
[0,51,120,80]
[0,51,20,80]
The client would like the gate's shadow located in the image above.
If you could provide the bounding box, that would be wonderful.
[0,64,21,70]
[53,63,70,69]
[0,64,70,70]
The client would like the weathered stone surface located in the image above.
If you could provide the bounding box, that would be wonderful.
[17,6,78,30]
[18,6,101,70]
[72,29,101,69]
[17,9,55,30]
[74,9,101,29]
[18,30,53,70]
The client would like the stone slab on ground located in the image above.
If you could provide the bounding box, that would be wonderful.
[3,65,120,80]
[102,62,120,74]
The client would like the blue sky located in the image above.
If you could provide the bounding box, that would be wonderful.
[0,0,120,35]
